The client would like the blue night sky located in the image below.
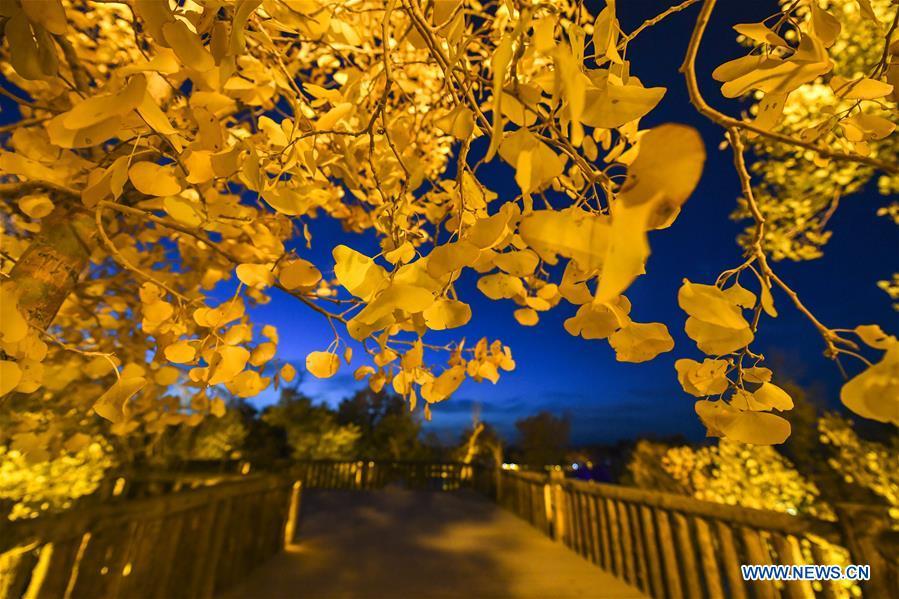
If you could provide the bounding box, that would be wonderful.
[254,0,898,445]
[1,2,895,445]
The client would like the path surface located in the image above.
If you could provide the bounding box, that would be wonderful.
[223,488,647,599]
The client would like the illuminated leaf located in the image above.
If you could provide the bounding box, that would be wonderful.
[93,377,146,424]
[306,351,340,379]
[609,322,674,363]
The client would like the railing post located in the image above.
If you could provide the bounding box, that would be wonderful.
[835,503,898,599]
[547,470,567,543]
[283,481,303,548]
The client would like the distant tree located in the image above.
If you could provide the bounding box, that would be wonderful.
[819,413,899,508]
[165,406,249,462]
[624,440,687,494]
[337,389,425,460]
[662,440,832,519]
[231,399,290,467]
[515,411,570,467]
[455,420,504,468]
[263,389,360,460]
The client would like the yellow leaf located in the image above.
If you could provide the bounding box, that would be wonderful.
[831,76,893,100]
[679,280,748,329]
[724,411,791,445]
[840,346,899,425]
[21,0,67,35]
[675,358,730,397]
[208,346,250,385]
[17,195,54,219]
[609,322,674,363]
[477,273,525,300]
[163,195,205,227]
[93,377,146,424]
[486,34,514,161]
[250,341,276,367]
[581,73,666,129]
[732,22,788,47]
[514,307,539,326]
[0,360,23,397]
[618,124,706,211]
[564,298,630,340]
[225,370,269,398]
[421,365,466,403]
[854,324,896,349]
[594,201,651,302]
[498,129,565,195]
[685,317,754,355]
[494,250,539,277]
[279,259,322,290]
[694,400,791,444]
[210,397,227,417]
[164,340,196,364]
[752,383,793,411]
[809,3,841,47]
[154,366,180,386]
[6,11,58,80]
[162,20,216,72]
[333,245,387,300]
[306,351,340,379]
[236,263,274,289]
[63,75,147,130]
[423,298,472,330]
[519,209,609,272]
[427,241,480,277]
[435,104,475,140]
[129,162,183,196]
[742,366,772,384]
[280,363,297,382]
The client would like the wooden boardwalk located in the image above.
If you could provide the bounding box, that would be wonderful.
[222,488,648,599]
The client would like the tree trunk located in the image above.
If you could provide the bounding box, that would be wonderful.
[8,208,92,329]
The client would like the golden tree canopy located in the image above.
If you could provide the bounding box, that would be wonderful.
[1,0,897,460]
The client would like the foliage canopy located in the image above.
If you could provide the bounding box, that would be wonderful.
[1,0,897,466]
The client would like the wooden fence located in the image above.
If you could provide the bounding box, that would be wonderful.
[0,474,300,599]
[292,460,496,495]
[499,469,899,599]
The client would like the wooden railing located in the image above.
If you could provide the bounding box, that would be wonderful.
[0,474,300,599]
[499,469,899,599]
[292,460,496,495]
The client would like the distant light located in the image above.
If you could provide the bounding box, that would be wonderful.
[572,463,579,470]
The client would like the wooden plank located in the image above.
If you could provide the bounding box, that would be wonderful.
[605,498,624,578]
[740,528,777,599]
[771,533,815,599]
[585,492,601,565]
[626,503,650,595]
[616,501,637,586]
[671,513,702,599]
[716,521,748,599]
[639,505,664,598]
[809,542,842,599]
[655,509,684,599]
[205,501,235,598]
[31,539,81,599]
[595,496,612,571]
[694,518,724,599]
[564,479,840,542]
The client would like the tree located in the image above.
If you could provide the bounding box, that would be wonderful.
[455,419,504,468]
[1,0,897,477]
[263,389,360,460]
[515,411,570,467]
[336,389,426,460]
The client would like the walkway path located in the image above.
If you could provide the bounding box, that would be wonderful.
[223,488,648,599]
